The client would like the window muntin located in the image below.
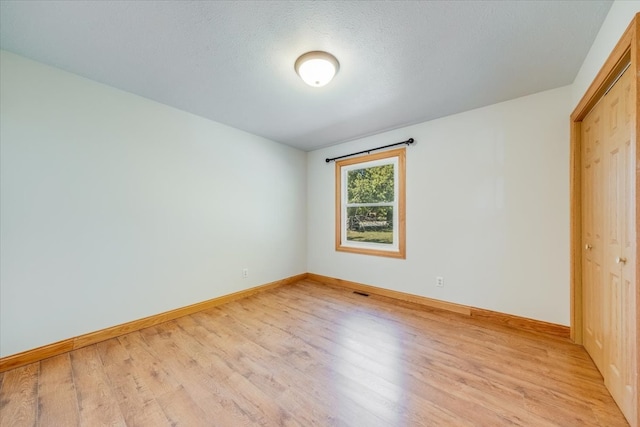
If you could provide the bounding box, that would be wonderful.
[335,148,406,258]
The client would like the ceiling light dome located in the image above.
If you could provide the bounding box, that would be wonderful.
[295,51,339,87]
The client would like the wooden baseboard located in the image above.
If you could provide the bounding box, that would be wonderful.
[0,271,570,373]
[306,273,570,340]
[469,307,570,339]
[0,273,308,373]
[306,273,471,315]
[0,339,77,373]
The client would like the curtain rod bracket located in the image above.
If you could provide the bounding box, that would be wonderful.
[325,138,414,163]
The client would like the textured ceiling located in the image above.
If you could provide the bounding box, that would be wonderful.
[0,1,612,151]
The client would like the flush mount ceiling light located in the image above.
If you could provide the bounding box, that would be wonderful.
[294,51,340,87]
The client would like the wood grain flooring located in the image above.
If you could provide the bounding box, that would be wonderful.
[0,280,629,426]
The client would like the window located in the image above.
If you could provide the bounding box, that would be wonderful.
[335,148,406,258]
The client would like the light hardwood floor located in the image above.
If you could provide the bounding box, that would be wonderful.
[0,280,629,426]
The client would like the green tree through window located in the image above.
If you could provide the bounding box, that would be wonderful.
[346,164,394,244]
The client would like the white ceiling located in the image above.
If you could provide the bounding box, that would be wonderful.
[0,1,612,151]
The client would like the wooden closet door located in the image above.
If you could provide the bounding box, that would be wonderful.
[581,96,605,373]
[603,66,636,422]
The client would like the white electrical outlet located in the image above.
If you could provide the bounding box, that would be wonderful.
[436,276,444,287]
[242,268,249,279]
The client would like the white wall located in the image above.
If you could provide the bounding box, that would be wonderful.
[0,51,307,357]
[308,86,572,325]
[572,1,640,107]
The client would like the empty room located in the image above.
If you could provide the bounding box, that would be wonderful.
[0,1,638,426]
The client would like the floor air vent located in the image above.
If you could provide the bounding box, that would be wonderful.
[353,291,369,297]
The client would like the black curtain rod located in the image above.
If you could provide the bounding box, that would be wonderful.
[325,138,414,163]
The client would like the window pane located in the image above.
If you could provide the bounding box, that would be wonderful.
[347,164,394,204]
[346,206,393,244]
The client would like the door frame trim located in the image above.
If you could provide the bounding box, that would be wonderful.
[569,12,638,426]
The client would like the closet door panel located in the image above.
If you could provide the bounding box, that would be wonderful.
[602,67,635,422]
[582,99,605,371]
